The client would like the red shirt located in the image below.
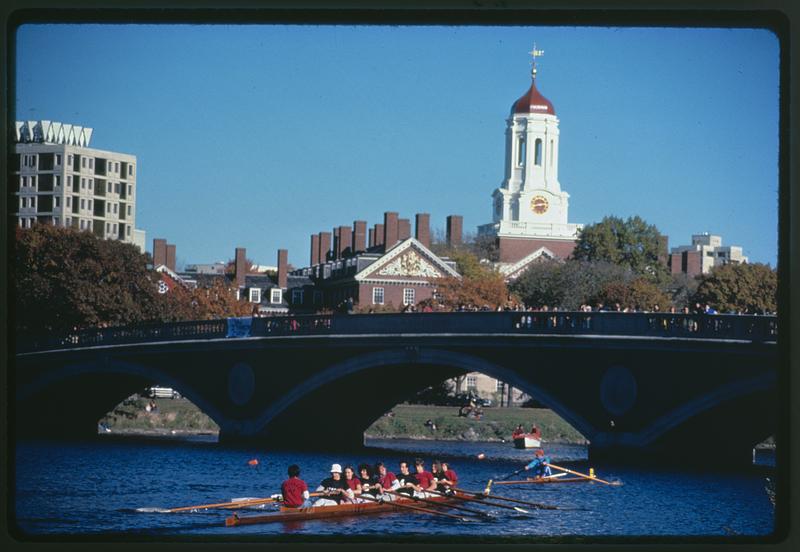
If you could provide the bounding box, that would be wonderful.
[444,469,458,485]
[344,476,361,491]
[379,471,397,489]
[281,477,308,508]
[415,470,434,489]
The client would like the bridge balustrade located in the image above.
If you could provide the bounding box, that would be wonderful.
[16,311,776,354]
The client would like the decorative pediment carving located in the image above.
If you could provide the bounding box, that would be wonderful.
[376,250,443,278]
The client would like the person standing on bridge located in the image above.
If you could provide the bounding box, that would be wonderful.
[524,449,552,479]
[280,464,312,509]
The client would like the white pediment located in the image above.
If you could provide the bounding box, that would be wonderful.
[355,238,461,282]
[499,246,558,281]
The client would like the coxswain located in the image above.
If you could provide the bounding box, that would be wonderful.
[280,464,312,508]
[341,465,362,503]
[512,424,525,438]
[374,461,400,500]
[524,449,552,479]
[314,463,349,506]
[531,424,542,439]
[413,458,438,497]
[396,460,421,497]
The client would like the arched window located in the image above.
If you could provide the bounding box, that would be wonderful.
[534,139,543,166]
[517,136,526,167]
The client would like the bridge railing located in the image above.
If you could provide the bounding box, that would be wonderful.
[16,311,776,353]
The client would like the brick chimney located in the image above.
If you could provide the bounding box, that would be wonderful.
[398,218,411,241]
[368,227,375,248]
[374,224,384,248]
[415,213,430,248]
[152,238,167,267]
[319,231,331,263]
[277,249,288,289]
[383,212,399,250]
[332,227,340,260]
[446,215,463,248]
[353,220,367,254]
[165,244,176,272]
[310,234,320,266]
[235,247,247,288]
[338,225,352,258]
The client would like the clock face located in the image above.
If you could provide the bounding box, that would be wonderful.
[530,195,549,215]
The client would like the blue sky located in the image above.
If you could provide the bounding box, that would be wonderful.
[15,24,780,268]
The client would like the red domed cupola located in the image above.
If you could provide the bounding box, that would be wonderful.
[511,79,555,116]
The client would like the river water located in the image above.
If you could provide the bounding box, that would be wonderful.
[11,436,776,542]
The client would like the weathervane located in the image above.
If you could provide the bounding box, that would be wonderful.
[529,42,545,79]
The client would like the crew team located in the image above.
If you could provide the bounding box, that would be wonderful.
[280,458,459,509]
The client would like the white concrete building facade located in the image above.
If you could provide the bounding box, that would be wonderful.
[669,233,748,276]
[12,120,146,252]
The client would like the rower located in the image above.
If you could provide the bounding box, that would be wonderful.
[374,461,400,500]
[396,460,421,497]
[314,463,349,506]
[413,458,438,497]
[524,449,552,479]
[433,460,458,492]
[280,464,312,508]
[358,464,378,498]
[342,465,362,503]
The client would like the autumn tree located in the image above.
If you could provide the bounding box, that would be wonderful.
[692,263,777,314]
[590,277,672,311]
[572,215,669,284]
[431,250,510,310]
[13,225,166,334]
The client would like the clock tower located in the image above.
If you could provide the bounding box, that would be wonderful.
[478,45,582,264]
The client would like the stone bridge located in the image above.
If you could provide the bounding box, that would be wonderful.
[14,311,778,466]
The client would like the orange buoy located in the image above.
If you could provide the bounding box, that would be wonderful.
[247,459,259,466]
[477,453,486,460]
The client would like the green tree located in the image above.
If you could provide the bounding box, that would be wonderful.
[692,263,777,314]
[511,259,632,310]
[572,215,669,284]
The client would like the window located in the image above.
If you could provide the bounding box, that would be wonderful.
[81,157,86,168]
[115,162,120,172]
[31,196,36,209]
[270,288,282,304]
[66,217,71,226]
[55,175,61,187]
[517,136,526,166]
[113,203,118,214]
[403,288,415,306]
[292,289,304,304]
[81,178,86,190]
[534,138,543,166]
[87,220,92,230]
[106,222,110,234]
[127,205,132,216]
[466,375,478,391]
[89,158,94,169]
[248,288,261,303]
[80,219,85,230]
[88,179,93,191]
[68,154,73,166]
[66,196,72,207]
[107,182,112,193]
[126,225,131,236]
[54,196,60,208]
[372,287,385,305]
[80,199,85,210]
[496,380,504,392]
[128,164,133,176]
[67,175,72,186]
[127,184,132,196]
[55,154,62,165]
[87,199,92,210]
[114,182,120,194]
[31,175,37,189]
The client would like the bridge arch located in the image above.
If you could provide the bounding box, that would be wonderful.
[243,347,596,443]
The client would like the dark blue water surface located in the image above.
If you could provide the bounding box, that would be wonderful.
[12,437,776,540]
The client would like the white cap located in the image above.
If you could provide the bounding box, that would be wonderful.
[330,463,342,474]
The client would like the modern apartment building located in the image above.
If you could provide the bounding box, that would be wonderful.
[12,120,146,252]
[669,233,749,277]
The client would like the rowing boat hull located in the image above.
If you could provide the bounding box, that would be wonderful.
[225,495,454,526]
[513,435,541,449]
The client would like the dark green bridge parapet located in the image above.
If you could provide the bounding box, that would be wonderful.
[16,311,778,354]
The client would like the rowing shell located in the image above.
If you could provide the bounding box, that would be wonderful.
[225,494,458,526]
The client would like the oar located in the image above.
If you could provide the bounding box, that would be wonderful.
[167,492,323,513]
[424,488,531,515]
[382,489,492,519]
[357,493,470,521]
[546,462,618,486]
[493,473,569,485]
[498,466,528,481]
[451,483,558,511]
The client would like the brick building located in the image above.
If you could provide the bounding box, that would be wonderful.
[669,233,748,278]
